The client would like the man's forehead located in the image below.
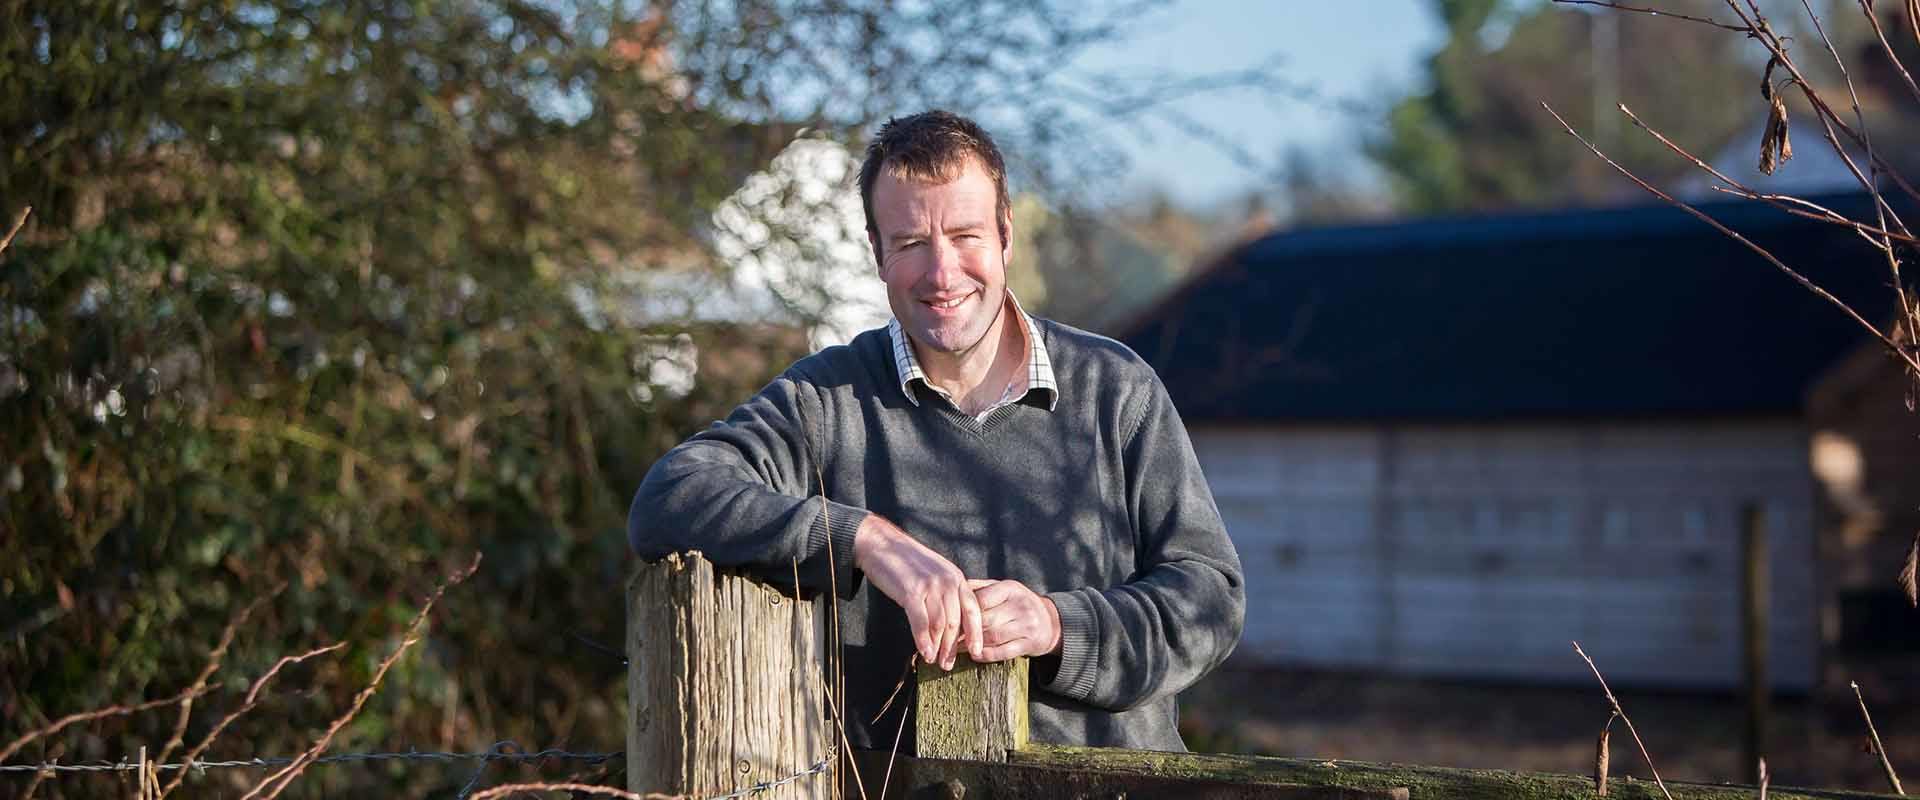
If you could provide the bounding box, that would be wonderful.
[871,160,996,215]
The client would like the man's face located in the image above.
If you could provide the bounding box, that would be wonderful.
[869,157,1010,358]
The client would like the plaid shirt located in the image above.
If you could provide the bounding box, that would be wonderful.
[887,292,1058,417]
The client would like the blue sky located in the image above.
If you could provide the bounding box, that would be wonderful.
[1068,1,1445,208]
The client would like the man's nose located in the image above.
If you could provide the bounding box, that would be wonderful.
[926,239,965,288]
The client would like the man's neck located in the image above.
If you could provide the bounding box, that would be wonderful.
[916,296,1025,415]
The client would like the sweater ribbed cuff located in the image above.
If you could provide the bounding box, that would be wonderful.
[807,498,868,597]
[1042,589,1100,702]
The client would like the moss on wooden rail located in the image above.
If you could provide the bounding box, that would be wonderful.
[1016,745,1904,800]
[915,655,1027,761]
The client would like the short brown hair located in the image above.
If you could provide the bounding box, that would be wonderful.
[857,110,1010,262]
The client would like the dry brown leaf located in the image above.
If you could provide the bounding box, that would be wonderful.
[1595,721,1612,796]
[1758,56,1793,175]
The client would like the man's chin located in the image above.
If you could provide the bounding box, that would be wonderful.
[908,323,988,356]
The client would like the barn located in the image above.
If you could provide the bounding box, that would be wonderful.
[1120,192,1914,690]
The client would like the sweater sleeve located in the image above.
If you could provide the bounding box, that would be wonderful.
[627,368,868,597]
[1041,375,1245,711]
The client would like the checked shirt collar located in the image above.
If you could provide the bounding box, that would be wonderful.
[886,292,1059,415]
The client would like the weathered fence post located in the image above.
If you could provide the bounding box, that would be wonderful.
[1741,502,1770,782]
[915,655,1028,761]
[627,552,832,799]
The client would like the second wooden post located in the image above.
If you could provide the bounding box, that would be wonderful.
[915,655,1029,761]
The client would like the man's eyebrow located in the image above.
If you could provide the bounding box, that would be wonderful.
[943,220,991,234]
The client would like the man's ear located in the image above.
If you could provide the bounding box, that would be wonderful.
[868,229,885,274]
[999,208,1014,265]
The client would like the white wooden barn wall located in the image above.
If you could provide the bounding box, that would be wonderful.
[1192,422,1818,689]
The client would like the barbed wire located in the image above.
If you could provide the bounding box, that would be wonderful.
[0,743,835,800]
[0,742,618,775]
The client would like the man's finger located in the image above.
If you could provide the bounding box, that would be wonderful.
[907,598,935,664]
[978,604,1016,637]
[976,637,1029,663]
[972,580,1020,611]
[965,578,997,589]
[938,585,961,670]
[962,581,985,661]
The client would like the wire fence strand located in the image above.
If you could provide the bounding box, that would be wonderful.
[1,744,834,800]
[0,744,618,775]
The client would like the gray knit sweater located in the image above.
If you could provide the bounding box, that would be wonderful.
[628,319,1244,752]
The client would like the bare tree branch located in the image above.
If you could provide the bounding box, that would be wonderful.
[155,588,280,767]
[1801,0,1920,345]
[1858,0,1920,106]
[1614,103,1915,245]
[239,553,481,800]
[468,782,664,800]
[1572,642,1675,800]
[1852,681,1906,795]
[158,641,346,800]
[0,684,216,765]
[0,206,28,258]
[1544,101,1920,374]
[1553,0,1750,31]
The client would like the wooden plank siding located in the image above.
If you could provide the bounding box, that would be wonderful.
[1193,422,1819,688]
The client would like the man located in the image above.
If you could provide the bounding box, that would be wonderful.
[629,110,1243,752]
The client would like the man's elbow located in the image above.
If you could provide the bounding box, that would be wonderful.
[627,467,684,559]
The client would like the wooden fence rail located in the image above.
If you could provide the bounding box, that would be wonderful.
[629,553,1901,800]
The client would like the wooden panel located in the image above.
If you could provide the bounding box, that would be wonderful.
[1191,421,1819,688]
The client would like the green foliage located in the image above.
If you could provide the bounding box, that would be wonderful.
[1370,0,1753,214]
[0,1,1235,794]
[0,2,811,795]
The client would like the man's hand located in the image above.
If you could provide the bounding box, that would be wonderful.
[852,514,982,670]
[967,578,1061,662]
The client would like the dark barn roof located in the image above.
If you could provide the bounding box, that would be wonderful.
[1120,193,1907,422]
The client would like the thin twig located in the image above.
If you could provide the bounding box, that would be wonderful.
[1900,530,1918,608]
[1908,0,1920,52]
[1859,0,1920,105]
[871,652,919,726]
[1553,0,1750,31]
[1716,0,1920,209]
[1544,102,1920,374]
[156,589,280,767]
[877,653,917,800]
[0,684,216,764]
[1789,0,1915,336]
[1852,680,1906,795]
[0,206,27,258]
[1615,103,1915,246]
[1702,186,1915,247]
[239,553,482,800]
[20,745,62,800]
[468,782,663,800]
[817,466,867,800]
[1571,641,1675,800]
[157,641,346,800]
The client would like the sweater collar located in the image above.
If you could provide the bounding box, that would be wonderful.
[886,291,1059,412]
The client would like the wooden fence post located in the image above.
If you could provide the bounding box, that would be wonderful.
[915,655,1028,761]
[627,552,832,799]
[1741,502,1770,782]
